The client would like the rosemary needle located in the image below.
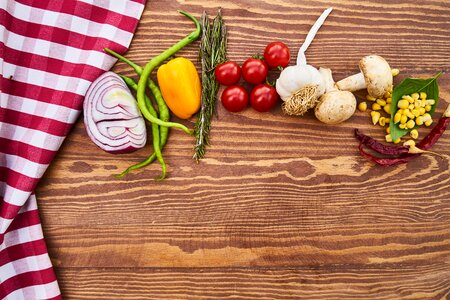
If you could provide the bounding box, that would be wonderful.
[193,9,227,161]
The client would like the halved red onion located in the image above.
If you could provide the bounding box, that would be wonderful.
[83,71,146,153]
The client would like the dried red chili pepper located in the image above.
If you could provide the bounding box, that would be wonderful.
[354,129,410,156]
[356,104,450,166]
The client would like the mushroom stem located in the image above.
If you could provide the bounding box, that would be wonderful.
[335,72,366,92]
[319,67,337,93]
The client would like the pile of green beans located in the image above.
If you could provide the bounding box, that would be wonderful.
[105,10,201,180]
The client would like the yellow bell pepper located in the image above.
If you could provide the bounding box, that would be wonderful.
[157,57,201,119]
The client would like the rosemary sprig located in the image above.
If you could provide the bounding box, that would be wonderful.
[193,9,227,161]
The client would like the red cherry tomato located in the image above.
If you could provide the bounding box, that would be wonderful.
[263,41,290,69]
[250,84,279,112]
[221,85,249,112]
[214,61,241,86]
[241,58,268,85]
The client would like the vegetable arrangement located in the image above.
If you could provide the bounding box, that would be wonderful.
[83,7,448,180]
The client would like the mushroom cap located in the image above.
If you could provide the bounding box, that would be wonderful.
[314,91,357,124]
[359,55,393,98]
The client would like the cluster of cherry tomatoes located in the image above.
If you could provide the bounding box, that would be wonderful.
[215,42,291,113]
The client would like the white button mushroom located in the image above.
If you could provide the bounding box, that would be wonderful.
[335,55,393,99]
[314,67,356,124]
[275,8,333,116]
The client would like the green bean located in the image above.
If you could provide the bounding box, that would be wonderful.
[135,10,200,179]
[115,76,165,179]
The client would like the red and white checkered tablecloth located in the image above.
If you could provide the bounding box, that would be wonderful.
[0,1,146,298]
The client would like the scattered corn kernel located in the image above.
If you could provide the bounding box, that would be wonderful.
[391,68,400,76]
[403,140,416,147]
[394,112,402,124]
[420,92,427,99]
[372,103,382,111]
[408,104,415,110]
[366,95,377,101]
[371,111,381,125]
[403,95,415,103]
[386,127,391,134]
[376,99,386,106]
[411,93,420,100]
[384,91,392,99]
[425,119,433,127]
[426,99,436,105]
[379,117,387,127]
[385,134,393,143]
[400,115,408,124]
[425,105,432,112]
[421,99,427,107]
[406,119,416,129]
[358,101,367,112]
[410,129,419,139]
[416,116,424,126]
[397,99,409,109]
[399,123,407,129]
[383,103,391,114]
[414,100,422,109]
[411,109,421,118]
[394,138,401,144]
[423,113,432,122]
[386,97,392,104]
[418,107,426,115]
[405,110,415,119]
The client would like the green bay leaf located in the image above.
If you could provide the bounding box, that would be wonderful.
[390,72,442,141]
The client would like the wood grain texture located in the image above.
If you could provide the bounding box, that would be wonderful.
[36,0,450,299]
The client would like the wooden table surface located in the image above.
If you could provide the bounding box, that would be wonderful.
[36,0,450,299]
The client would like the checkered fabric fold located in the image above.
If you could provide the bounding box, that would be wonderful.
[0,1,146,298]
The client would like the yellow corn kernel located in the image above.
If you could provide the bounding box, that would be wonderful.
[397,99,409,109]
[386,127,391,134]
[394,138,401,144]
[400,114,408,124]
[408,104,415,110]
[421,99,427,107]
[385,134,393,143]
[414,100,422,109]
[383,103,391,114]
[366,95,377,101]
[403,140,416,147]
[410,129,419,139]
[416,116,424,126]
[391,68,400,77]
[420,92,427,99]
[372,103,382,111]
[376,99,386,106]
[399,123,407,129]
[425,119,433,127]
[403,95,415,103]
[406,119,416,129]
[425,105,432,112]
[393,112,402,124]
[423,113,432,122]
[426,99,436,106]
[384,91,392,99]
[411,93,420,100]
[358,101,367,112]
[371,111,381,125]
[418,107,426,116]
[405,110,415,119]
[411,109,421,118]
[379,117,387,127]
[386,97,392,104]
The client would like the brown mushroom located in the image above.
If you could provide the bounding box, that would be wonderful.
[335,55,393,98]
[315,67,357,124]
